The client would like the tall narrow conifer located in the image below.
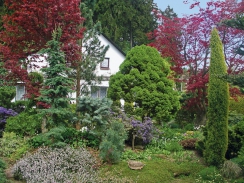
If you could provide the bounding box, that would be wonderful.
[204,28,229,166]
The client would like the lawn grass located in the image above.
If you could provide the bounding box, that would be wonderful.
[99,154,206,183]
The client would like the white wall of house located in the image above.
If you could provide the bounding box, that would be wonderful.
[96,34,125,77]
[14,34,126,102]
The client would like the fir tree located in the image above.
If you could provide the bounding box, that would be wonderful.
[204,28,229,167]
[38,27,74,128]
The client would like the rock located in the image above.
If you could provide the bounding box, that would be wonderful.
[128,160,145,170]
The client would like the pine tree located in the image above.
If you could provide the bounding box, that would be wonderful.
[38,27,74,128]
[77,2,109,96]
[204,28,229,167]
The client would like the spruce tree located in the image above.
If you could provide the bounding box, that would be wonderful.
[204,28,229,167]
[38,27,74,128]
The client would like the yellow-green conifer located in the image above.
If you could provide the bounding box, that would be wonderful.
[204,28,229,166]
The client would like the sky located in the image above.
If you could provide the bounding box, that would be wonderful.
[153,0,210,17]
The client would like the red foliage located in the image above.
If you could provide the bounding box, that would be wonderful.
[0,0,85,101]
[148,0,244,120]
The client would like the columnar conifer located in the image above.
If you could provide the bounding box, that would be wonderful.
[204,28,229,166]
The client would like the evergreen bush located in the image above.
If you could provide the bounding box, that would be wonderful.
[29,127,87,148]
[38,27,74,127]
[99,121,127,164]
[5,111,42,137]
[204,28,229,167]
[76,96,112,133]
[232,145,244,171]
[107,45,180,123]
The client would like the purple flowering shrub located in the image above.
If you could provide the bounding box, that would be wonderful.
[12,146,99,183]
[0,107,18,136]
[131,117,153,144]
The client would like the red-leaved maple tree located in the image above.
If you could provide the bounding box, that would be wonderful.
[0,0,84,101]
[148,0,244,125]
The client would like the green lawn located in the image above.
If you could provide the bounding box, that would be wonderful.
[99,152,205,183]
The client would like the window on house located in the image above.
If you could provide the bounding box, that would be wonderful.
[16,85,25,101]
[100,58,109,70]
[91,86,108,98]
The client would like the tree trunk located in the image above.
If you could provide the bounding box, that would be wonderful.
[41,116,48,133]
[132,132,135,150]
[75,35,82,130]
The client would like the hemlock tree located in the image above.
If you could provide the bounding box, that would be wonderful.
[204,28,229,167]
[107,45,180,123]
[38,28,74,130]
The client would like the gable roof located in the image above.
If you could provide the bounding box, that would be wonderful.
[101,33,126,56]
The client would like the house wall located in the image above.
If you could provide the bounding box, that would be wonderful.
[14,34,125,102]
[96,35,125,77]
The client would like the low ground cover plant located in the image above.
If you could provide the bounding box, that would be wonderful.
[0,132,30,162]
[0,158,6,183]
[12,146,99,183]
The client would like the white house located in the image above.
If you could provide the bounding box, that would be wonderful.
[13,34,126,101]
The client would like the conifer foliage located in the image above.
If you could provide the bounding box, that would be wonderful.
[38,28,74,126]
[204,28,229,167]
[108,45,180,123]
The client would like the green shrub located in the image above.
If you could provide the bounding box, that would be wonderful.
[0,86,16,109]
[195,140,205,157]
[196,166,226,183]
[99,121,127,164]
[220,160,242,179]
[232,145,244,171]
[164,141,183,152]
[174,105,195,129]
[11,100,28,113]
[80,131,100,148]
[0,132,30,161]
[225,121,244,159]
[226,127,242,159]
[0,158,6,183]
[5,111,42,137]
[124,102,134,115]
[28,133,51,148]
[228,111,244,126]
[29,127,79,148]
[229,97,244,115]
[29,127,97,148]
[76,96,112,133]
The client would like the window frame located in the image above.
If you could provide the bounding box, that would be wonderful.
[100,57,110,70]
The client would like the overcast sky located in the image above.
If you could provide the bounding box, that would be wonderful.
[153,0,210,17]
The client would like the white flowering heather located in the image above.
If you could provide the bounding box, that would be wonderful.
[11,146,99,183]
